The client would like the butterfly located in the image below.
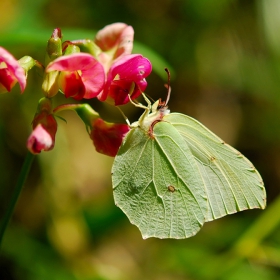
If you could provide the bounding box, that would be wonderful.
[111,74,266,239]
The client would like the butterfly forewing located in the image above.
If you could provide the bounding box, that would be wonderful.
[164,113,266,222]
[112,122,207,239]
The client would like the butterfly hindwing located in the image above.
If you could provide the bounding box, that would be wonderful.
[164,113,266,222]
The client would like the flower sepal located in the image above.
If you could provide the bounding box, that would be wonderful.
[53,102,129,157]
[62,42,81,55]
[45,28,62,64]
[18,56,37,73]
[71,39,101,57]
[54,103,100,132]
[42,70,60,98]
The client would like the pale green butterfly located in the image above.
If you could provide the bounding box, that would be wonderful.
[112,78,266,239]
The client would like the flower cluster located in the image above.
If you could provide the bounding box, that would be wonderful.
[0,23,152,156]
[45,23,152,105]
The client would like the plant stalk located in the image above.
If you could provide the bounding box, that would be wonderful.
[0,152,35,247]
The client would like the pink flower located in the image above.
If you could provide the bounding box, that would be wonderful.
[98,54,152,105]
[0,47,26,93]
[94,23,134,72]
[27,112,57,154]
[45,53,105,100]
[91,118,130,157]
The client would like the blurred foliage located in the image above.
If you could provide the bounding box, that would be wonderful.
[1,0,280,279]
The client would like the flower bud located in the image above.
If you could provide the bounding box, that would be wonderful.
[27,98,57,154]
[62,42,80,55]
[42,70,60,98]
[42,28,63,98]
[70,39,101,57]
[27,124,55,154]
[90,118,130,157]
[46,28,62,63]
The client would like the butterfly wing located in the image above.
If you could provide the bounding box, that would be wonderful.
[164,113,266,222]
[112,122,207,239]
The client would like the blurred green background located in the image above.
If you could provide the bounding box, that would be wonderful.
[1,0,280,279]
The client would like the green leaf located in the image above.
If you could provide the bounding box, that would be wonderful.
[112,98,266,239]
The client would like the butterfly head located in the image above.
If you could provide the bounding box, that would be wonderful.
[131,68,171,132]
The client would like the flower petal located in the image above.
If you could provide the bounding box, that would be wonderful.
[98,54,152,105]
[0,47,26,93]
[95,23,134,71]
[110,54,152,81]
[0,68,17,92]
[81,65,106,99]
[95,23,134,55]
[46,53,105,99]
[59,71,85,100]
[46,53,97,72]
[109,79,135,106]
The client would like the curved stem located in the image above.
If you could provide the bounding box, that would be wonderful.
[0,152,35,247]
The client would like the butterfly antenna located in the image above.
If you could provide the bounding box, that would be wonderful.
[164,68,171,106]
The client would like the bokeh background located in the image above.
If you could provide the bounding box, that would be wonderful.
[1,0,280,279]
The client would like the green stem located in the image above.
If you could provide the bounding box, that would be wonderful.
[0,152,35,247]
[200,195,280,279]
[231,196,280,257]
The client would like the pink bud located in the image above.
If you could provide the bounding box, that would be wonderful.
[91,118,130,157]
[0,47,26,93]
[27,124,54,154]
[27,102,58,154]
